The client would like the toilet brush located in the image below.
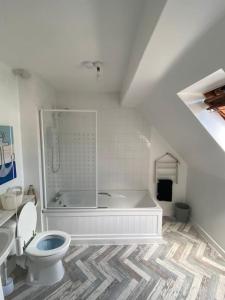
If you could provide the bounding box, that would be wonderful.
[1,261,14,296]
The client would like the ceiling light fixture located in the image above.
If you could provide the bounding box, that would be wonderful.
[81,60,103,80]
[12,68,31,79]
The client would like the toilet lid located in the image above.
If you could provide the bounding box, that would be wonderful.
[17,202,37,247]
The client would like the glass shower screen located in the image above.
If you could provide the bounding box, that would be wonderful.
[41,110,97,208]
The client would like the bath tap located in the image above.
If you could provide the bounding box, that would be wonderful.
[98,192,111,197]
[53,192,62,202]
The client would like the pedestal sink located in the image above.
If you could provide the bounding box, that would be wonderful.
[0,228,14,300]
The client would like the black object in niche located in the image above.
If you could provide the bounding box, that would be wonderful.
[157,179,173,202]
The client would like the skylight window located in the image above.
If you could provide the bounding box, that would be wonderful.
[177,69,225,151]
[204,86,225,120]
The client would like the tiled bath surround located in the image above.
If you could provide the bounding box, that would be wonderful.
[44,94,151,206]
[98,108,150,190]
[43,111,97,203]
[41,93,187,215]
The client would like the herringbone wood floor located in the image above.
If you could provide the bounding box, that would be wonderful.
[7,220,225,300]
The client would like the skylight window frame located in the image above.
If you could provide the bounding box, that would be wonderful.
[177,69,225,152]
[204,86,225,120]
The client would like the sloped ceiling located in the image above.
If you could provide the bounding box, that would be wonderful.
[121,0,225,179]
[0,0,146,93]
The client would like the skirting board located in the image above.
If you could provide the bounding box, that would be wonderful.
[70,235,165,246]
[192,221,225,258]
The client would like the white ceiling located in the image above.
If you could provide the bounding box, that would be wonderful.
[122,0,225,106]
[0,0,145,93]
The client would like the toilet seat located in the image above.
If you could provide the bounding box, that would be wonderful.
[25,230,71,257]
[17,202,37,247]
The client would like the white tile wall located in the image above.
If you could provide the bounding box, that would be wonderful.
[44,111,97,203]
[98,108,150,190]
[59,131,96,190]
[43,94,151,205]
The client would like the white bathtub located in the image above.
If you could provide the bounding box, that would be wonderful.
[48,190,157,209]
[49,190,97,208]
[98,190,157,209]
[43,190,162,244]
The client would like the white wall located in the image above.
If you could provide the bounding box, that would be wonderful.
[18,74,56,229]
[126,3,225,248]
[0,61,23,194]
[187,169,225,249]
[55,93,151,192]
[149,128,187,216]
[0,61,187,220]
[54,92,187,216]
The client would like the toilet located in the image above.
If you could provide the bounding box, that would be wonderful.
[6,202,71,286]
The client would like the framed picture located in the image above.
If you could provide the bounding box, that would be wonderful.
[0,125,17,185]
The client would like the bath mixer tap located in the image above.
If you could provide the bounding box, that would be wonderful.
[53,192,62,202]
[98,192,111,197]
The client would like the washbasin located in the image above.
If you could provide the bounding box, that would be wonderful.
[0,228,14,265]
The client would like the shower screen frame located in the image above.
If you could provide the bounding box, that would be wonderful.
[40,109,98,209]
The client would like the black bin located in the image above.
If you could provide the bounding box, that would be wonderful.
[174,202,191,223]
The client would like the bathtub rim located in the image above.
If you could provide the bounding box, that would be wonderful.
[46,190,161,210]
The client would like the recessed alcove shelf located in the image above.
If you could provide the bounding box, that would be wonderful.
[177,69,225,151]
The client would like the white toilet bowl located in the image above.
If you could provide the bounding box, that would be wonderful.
[13,202,71,286]
[25,231,71,285]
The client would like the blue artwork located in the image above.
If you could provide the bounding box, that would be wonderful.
[0,126,17,185]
